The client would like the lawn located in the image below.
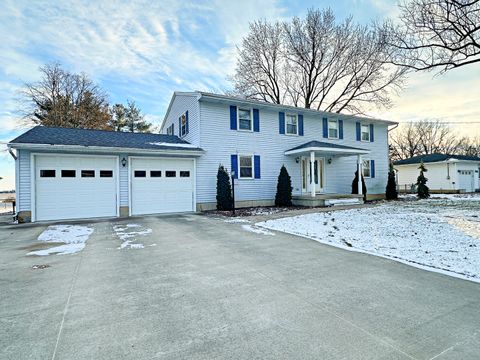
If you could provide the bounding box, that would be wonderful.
[256,194,480,283]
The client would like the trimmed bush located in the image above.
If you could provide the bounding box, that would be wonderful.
[275,165,293,207]
[351,170,367,200]
[216,165,233,210]
[385,163,398,200]
[416,161,430,199]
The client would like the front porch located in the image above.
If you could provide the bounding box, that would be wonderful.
[292,193,364,207]
[285,140,370,206]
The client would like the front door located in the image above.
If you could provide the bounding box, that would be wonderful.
[301,157,324,194]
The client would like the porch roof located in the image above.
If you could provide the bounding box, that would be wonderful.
[285,140,370,156]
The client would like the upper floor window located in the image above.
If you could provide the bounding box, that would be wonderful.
[362,159,371,178]
[328,119,338,139]
[180,113,187,137]
[166,124,174,135]
[239,155,253,178]
[286,114,298,135]
[238,108,252,131]
[361,124,370,142]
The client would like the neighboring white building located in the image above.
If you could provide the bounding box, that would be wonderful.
[8,91,396,223]
[394,154,480,193]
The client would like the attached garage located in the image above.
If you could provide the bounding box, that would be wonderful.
[130,157,195,215]
[8,126,204,223]
[458,170,475,193]
[34,154,118,221]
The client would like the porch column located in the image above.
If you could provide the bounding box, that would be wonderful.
[310,151,315,197]
[357,154,363,195]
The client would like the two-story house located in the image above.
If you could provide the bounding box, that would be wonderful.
[8,91,396,223]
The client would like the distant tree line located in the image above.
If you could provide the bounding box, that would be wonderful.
[390,120,480,161]
[20,63,152,132]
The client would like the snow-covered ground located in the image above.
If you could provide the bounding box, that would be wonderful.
[27,225,93,256]
[113,223,153,249]
[257,196,480,283]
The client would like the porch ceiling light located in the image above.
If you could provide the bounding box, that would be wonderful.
[121,157,127,167]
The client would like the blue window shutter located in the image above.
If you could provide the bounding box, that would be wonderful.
[231,155,238,179]
[178,117,181,136]
[298,114,304,136]
[230,106,237,130]
[356,122,361,141]
[370,124,374,142]
[371,160,375,178]
[185,111,189,134]
[254,155,261,179]
[338,120,343,139]
[253,109,260,132]
[279,112,285,134]
[322,118,328,138]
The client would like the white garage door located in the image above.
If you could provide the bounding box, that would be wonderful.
[35,155,117,221]
[131,158,194,215]
[458,170,475,192]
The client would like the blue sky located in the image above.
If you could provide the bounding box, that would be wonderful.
[0,0,479,190]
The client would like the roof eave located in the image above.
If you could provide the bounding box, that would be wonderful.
[285,146,370,156]
[8,142,205,156]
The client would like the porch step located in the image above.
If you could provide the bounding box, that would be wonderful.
[292,194,364,207]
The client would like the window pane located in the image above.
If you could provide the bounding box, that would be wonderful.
[100,170,113,178]
[329,128,338,138]
[150,171,162,177]
[180,171,190,177]
[240,167,252,178]
[287,123,297,134]
[239,118,251,130]
[362,160,370,177]
[61,170,76,178]
[238,109,251,120]
[134,170,146,178]
[81,170,95,178]
[328,120,338,129]
[240,156,252,167]
[361,125,370,141]
[40,170,55,178]
[166,171,176,177]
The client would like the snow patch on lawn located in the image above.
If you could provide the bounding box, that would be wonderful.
[242,224,275,236]
[224,218,250,223]
[27,225,93,256]
[113,224,152,249]
[257,203,480,283]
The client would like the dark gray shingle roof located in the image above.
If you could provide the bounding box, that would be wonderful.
[9,126,203,152]
[287,140,368,152]
[394,153,480,165]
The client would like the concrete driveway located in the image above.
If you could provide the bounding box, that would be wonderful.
[1,213,479,360]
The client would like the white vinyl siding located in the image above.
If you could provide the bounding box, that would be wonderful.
[161,94,200,146]
[196,101,389,204]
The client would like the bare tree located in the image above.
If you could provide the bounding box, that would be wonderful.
[21,63,111,129]
[390,120,473,160]
[232,20,286,104]
[232,8,407,114]
[387,0,480,72]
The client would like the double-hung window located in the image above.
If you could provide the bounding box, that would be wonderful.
[328,119,338,139]
[180,113,187,137]
[238,108,252,131]
[239,155,253,178]
[362,159,371,178]
[361,124,370,142]
[286,114,298,135]
[166,124,174,135]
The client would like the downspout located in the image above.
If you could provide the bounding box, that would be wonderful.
[8,148,17,160]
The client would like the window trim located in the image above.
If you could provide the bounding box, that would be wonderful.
[180,113,188,137]
[238,154,254,179]
[327,119,339,139]
[237,107,253,132]
[362,159,371,178]
[285,113,299,136]
[361,124,370,142]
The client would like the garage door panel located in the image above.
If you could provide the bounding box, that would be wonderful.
[131,158,194,215]
[35,155,117,221]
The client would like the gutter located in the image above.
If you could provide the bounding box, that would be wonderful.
[8,143,205,157]
[8,148,17,160]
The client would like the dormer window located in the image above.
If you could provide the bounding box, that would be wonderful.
[238,108,252,131]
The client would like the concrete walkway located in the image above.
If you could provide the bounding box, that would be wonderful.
[1,213,479,359]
